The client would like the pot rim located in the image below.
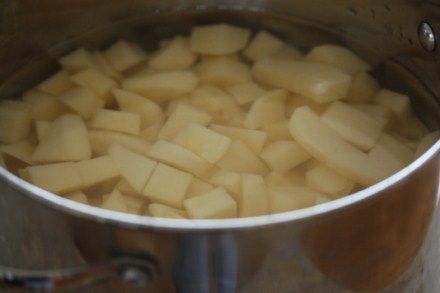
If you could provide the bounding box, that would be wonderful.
[1,140,439,232]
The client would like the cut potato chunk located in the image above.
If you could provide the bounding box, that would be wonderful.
[244,89,287,130]
[415,131,440,158]
[268,186,327,214]
[76,156,120,189]
[35,121,51,142]
[108,144,157,193]
[0,101,31,144]
[189,85,240,123]
[88,130,150,156]
[321,101,384,151]
[65,190,89,204]
[70,68,118,100]
[262,121,291,146]
[33,114,91,163]
[374,89,411,120]
[91,51,123,81]
[208,169,241,200]
[225,81,266,105]
[149,203,188,219]
[143,163,193,209]
[244,30,284,61]
[368,143,406,177]
[305,44,372,74]
[265,171,300,187]
[305,164,351,196]
[343,72,380,104]
[240,174,269,217]
[27,162,83,194]
[101,189,129,213]
[252,58,352,103]
[122,70,199,102]
[89,109,141,135]
[190,24,251,55]
[392,114,428,140]
[149,36,197,71]
[173,123,231,164]
[194,56,251,87]
[22,90,69,121]
[216,140,269,175]
[186,178,214,198]
[260,140,311,173]
[270,44,303,60]
[286,93,329,116]
[59,48,95,73]
[210,124,267,154]
[104,40,147,72]
[288,106,389,186]
[147,140,212,177]
[115,179,140,197]
[158,103,212,140]
[184,187,237,219]
[123,194,147,214]
[113,88,165,128]
[58,86,104,119]
[352,104,392,129]
[374,133,414,165]
[36,70,74,96]
[139,124,162,141]
[0,140,35,165]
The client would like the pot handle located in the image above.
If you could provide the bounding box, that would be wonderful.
[0,255,157,292]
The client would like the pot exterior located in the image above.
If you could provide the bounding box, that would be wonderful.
[0,0,440,292]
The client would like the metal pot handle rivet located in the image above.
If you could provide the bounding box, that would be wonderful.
[418,21,436,52]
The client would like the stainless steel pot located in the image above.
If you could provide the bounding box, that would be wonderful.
[0,0,440,292]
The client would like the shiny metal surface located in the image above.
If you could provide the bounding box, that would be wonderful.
[0,0,440,292]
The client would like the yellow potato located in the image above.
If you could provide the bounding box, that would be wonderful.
[252,58,352,103]
[190,24,251,55]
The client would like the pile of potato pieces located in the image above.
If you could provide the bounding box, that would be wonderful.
[0,23,438,219]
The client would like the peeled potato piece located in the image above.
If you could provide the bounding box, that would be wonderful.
[252,58,352,103]
[260,140,311,173]
[33,114,91,163]
[288,106,389,186]
[147,140,212,178]
[190,24,251,55]
[305,44,372,74]
[243,30,284,62]
[122,70,199,102]
[217,140,269,175]
[244,89,287,130]
[149,36,197,71]
[173,123,231,164]
[268,186,328,214]
[321,101,384,151]
[27,162,83,194]
[239,174,269,217]
[108,144,157,193]
[149,203,188,219]
[0,101,31,144]
[104,40,147,72]
[112,88,165,128]
[76,156,120,189]
[184,187,237,219]
[143,163,193,209]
